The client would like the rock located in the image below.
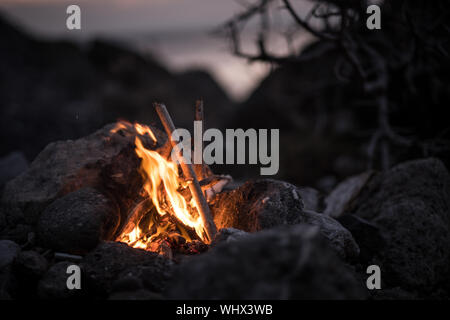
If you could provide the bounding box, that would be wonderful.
[347,158,450,297]
[210,179,358,260]
[82,242,173,296]
[166,224,367,299]
[337,214,385,264]
[111,271,144,292]
[13,250,48,278]
[324,171,374,218]
[12,250,48,298]
[0,240,20,270]
[115,265,173,294]
[0,270,16,299]
[109,289,163,300]
[316,176,338,194]
[0,240,21,299]
[211,228,249,247]
[38,261,82,299]
[297,187,323,212]
[2,124,163,223]
[37,188,120,253]
[210,179,305,232]
[0,151,28,190]
[0,222,33,244]
[299,209,360,261]
[0,122,163,242]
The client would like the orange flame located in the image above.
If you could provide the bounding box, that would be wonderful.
[112,121,207,251]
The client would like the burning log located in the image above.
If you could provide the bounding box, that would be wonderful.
[115,197,154,239]
[154,103,217,243]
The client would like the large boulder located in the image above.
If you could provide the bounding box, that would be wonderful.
[37,188,120,253]
[298,209,359,261]
[166,224,367,299]
[210,179,359,261]
[0,240,20,270]
[81,242,173,297]
[13,250,48,279]
[297,187,323,212]
[324,171,374,218]
[0,122,163,243]
[12,250,49,298]
[210,179,305,232]
[346,158,450,297]
[0,151,28,192]
[38,261,83,299]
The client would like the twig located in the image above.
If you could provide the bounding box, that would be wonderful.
[54,252,83,262]
[154,103,217,243]
[282,0,337,41]
[194,100,206,180]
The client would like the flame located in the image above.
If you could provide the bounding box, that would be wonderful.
[112,121,207,252]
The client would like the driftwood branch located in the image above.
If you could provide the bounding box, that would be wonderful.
[154,103,217,243]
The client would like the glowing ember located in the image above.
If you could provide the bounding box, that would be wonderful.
[111,121,208,253]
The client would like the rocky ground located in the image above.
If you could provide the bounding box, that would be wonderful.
[1,123,449,300]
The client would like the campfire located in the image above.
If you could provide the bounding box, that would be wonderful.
[111,103,223,257]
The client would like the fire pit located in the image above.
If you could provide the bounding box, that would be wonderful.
[108,103,235,259]
[1,102,450,300]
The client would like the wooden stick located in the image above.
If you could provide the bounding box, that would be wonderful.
[54,252,83,262]
[194,100,206,180]
[154,103,217,243]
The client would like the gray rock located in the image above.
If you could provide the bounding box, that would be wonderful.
[210,179,305,232]
[166,224,367,299]
[37,188,120,254]
[348,158,450,297]
[38,261,81,299]
[82,242,173,295]
[14,250,48,278]
[0,240,20,270]
[210,179,358,261]
[324,171,374,218]
[0,240,21,299]
[211,228,249,247]
[112,264,173,294]
[0,221,33,244]
[111,271,144,292]
[0,271,16,299]
[299,209,360,261]
[1,122,164,240]
[337,214,385,264]
[297,187,323,212]
[0,151,28,188]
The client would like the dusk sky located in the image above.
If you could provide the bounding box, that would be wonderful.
[0,0,311,100]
